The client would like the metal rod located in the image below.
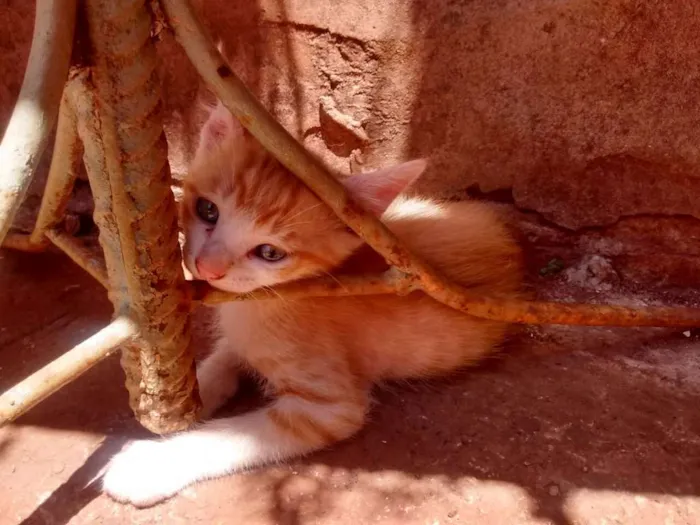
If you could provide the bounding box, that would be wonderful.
[45,228,108,288]
[0,0,77,245]
[78,0,200,434]
[0,316,138,427]
[30,81,83,245]
[193,268,420,304]
[193,273,700,328]
[1,232,47,252]
[415,289,700,328]
[161,0,700,328]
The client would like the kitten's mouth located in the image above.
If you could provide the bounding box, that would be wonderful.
[205,278,257,294]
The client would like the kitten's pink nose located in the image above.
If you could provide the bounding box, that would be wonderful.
[195,257,228,281]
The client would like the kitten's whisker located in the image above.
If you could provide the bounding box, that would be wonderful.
[262,284,295,305]
[320,270,349,293]
[284,203,323,222]
[281,220,314,228]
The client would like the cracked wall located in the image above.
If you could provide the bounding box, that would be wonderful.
[3,0,700,287]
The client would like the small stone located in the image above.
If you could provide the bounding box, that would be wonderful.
[683,331,691,337]
[447,510,458,518]
[563,255,619,291]
[548,484,560,496]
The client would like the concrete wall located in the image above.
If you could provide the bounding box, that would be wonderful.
[4,0,700,286]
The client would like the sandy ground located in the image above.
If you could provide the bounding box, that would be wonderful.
[2,248,700,525]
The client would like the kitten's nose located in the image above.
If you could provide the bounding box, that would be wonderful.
[195,257,227,281]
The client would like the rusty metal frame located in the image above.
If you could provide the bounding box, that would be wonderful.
[0,1,200,433]
[1,0,700,429]
[0,317,138,423]
[0,0,77,245]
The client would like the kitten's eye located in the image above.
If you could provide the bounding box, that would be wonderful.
[253,244,287,262]
[196,198,219,224]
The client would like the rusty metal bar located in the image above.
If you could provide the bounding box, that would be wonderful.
[73,0,200,434]
[193,268,420,304]
[0,316,138,427]
[45,228,108,288]
[2,76,82,254]
[30,82,83,246]
[162,0,700,328]
[0,0,77,245]
[193,274,700,327]
[2,232,47,252]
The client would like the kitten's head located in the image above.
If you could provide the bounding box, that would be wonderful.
[181,101,426,293]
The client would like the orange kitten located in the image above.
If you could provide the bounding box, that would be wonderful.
[103,101,523,507]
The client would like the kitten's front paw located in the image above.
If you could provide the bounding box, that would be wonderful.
[103,440,192,507]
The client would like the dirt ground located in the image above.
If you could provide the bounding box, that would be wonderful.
[2,248,700,525]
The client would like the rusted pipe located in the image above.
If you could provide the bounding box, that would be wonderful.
[161,0,700,328]
[0,0,76,245]
[423,291,700,328]
[193,268,420,304]
[193,273,700,328]
[0,316,138,427]
[1,232,48,252]
[30,81,83,246]
[45,228,108,288]
[77,0,200,434]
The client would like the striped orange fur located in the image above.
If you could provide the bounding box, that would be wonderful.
[102,100,523,508]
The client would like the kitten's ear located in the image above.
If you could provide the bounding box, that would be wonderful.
[196,100,245,154]
[343,159,427,215]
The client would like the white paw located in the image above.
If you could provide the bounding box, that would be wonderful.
[102,440,194,507]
